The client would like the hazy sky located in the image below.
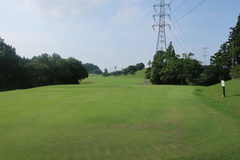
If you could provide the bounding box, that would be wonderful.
[0,0,240,70]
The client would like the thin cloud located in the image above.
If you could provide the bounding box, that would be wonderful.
[113,5,146,24]
[20,0,109,19]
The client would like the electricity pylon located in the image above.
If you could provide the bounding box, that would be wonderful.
[152,0,171,52]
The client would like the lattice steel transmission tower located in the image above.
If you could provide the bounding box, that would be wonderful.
[152,0,171,52]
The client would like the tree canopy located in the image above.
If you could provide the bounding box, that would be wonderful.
[146,43,202,85]
[83,63,102,74]
[0,41,88,90]
[105,62,145,77]
[229,14,240,66]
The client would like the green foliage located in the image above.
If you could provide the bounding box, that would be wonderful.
[25,54,88,87]
[0,42,23,90]
[183,58,203,85]
[210,42,232,81]
[135,62,145,70]
[102,68,110,77]
[197,65,217,86]
[147,43,202,85]
[83,63,102,74]
[230,65,240,78]
[0,40,88,90]
[145,67,151,79]
[229,14,240,66]
[149,50,165,84]
[109,62,145,77]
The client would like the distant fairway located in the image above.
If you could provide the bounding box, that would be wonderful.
[0,72,240,159]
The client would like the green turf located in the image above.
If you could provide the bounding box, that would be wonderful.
[0,72,240,160]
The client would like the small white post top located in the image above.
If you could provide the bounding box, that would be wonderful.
[221,80,225,87]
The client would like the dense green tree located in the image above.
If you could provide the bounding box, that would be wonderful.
[230,65,240,78]
[210,42,232,81]
[110,62,145,76]
[0,41,23,89]
[145,61,152,79]
[135,62,145,71]
[125,65,138,75]
[149,50,165,84]
[159,57,179,84]
[149,43,178,84]
[165,42,176,59]
[196,65,216,86]
[229,14,240,66]
[147,43,202,85]
[0,42,89,90]
[182,57,202,85]
[102,68,110,77]
[83,63,102,74]
[66,57,88,84]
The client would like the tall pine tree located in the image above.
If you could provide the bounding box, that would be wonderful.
[229,14,240,66]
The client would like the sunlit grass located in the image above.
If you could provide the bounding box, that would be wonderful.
[0,72,239,159]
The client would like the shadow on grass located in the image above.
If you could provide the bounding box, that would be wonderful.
[226,94,240,97]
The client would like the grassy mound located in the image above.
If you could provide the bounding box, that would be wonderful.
[0,75,239,159]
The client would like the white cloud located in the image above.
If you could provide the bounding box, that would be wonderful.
[20,0,109,20]
[113,5,141,24]
[111,0,148,25]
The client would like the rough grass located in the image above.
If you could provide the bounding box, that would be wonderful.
[0,72,240,160]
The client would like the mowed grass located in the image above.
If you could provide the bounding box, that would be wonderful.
[0,72,240,159]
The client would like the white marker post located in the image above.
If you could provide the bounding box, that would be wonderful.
[221,80,225,98]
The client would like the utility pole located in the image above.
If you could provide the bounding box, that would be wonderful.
[202,47,209,65]
[152,0,171,52]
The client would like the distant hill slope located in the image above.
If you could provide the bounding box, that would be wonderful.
[123,68,146,79]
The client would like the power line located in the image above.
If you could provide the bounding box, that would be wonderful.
[169,29,187,53]
[170,0,174,5]
[171,16,191,52]
[171,13,198,53]
[171,0,187,14]
[164,0,205,55]
[166,12,196,55]
[175,0,206,22]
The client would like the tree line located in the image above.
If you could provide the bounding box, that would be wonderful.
[210,14,240,80]
[0,41,88,90]
[83,63,102,75]
[145,42,203,85]
[146,14,240,86]
[102,62,145,77]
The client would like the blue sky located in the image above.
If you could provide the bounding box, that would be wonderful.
[0,0,239,70]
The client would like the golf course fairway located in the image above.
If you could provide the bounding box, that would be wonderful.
[0,73,240,160]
